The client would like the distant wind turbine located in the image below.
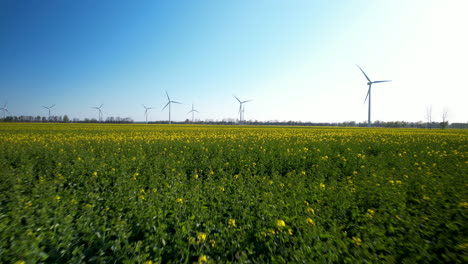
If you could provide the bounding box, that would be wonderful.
[357,65,391,127]
[234,95,252,124]
[42,104,55,121]
[92,104,103,122]
[187,104,200,123]
[162,91,181,124]
[143,104,153,124]
[0,102,10,119]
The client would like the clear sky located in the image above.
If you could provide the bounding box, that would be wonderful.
[1,0,467,123]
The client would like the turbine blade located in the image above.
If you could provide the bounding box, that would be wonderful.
[165,91,170,101]
[162,102,170,111]
[5,109,10,114]
[42,106,48,109]
[372,80,392,83]
[357,65,371,82]
[172,101,182,104]
[363,85,370,104]
[194,110,200,113]
[187,110,193,114]
[234,95,241,103]
[99,104,103,108]
[50,104,55,108]
[243,100,253,103]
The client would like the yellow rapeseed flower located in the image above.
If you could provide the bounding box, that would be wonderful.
[276,219,286,228]
[92,171,98,176]
[459,202,468,208]
[209,239,216,247]
[55,195,61,201]
[198,255,208,263]
[306,218,315,226]
[228,218,236,227]
[306,207,315,215]
[197,232,207,243]
[320,183,326,189]
[143,261,153,264]
[352,236,362,246]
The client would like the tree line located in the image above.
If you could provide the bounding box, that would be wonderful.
[1,115,466,128]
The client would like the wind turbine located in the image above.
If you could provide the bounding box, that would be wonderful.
[162,91,181,124]
[0,102,10,119]
[357,65,391,127]
[187,104,200,123]
[142,104,153,124]
[234,95,252,124]
[42,104,55,121]
[92,104,103,122]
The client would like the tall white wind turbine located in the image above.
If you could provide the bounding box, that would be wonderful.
[92,104,104,122]
[143,104,153,124]
[42,104,55,121]
[187,104,200,123]
[162,91,181,124]
[357,65,391,127]
[0,102,10,119]
[234,95,252,124]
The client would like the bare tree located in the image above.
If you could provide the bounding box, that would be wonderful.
[441,107,449,129]
[425,105,433,129]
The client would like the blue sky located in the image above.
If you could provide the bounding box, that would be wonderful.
[1,0,467,123]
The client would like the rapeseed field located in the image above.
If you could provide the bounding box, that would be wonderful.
[0,123,466,263]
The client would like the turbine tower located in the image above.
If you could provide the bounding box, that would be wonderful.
[0,102,10,119]
[234,95,252,124]
[92,104,103,122]
[42,104,55,121]
[162,91,181,124]
[143,104,153,124]
[187,104,200,123]
[357,65,391,127]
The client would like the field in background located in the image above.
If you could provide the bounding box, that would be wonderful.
[0,123,467,263]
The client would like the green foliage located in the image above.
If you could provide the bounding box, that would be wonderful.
[0,124,467,263]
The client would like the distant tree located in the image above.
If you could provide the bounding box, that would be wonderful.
[41,116,47,122]
[63,115,70,123]
[441,108,449,129]
[425,105,433,129]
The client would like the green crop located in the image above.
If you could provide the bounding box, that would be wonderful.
[0,123,467,263]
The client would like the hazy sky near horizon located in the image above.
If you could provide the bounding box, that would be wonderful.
[1,0,467,123]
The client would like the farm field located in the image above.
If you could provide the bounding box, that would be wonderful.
[0,123,467,263]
